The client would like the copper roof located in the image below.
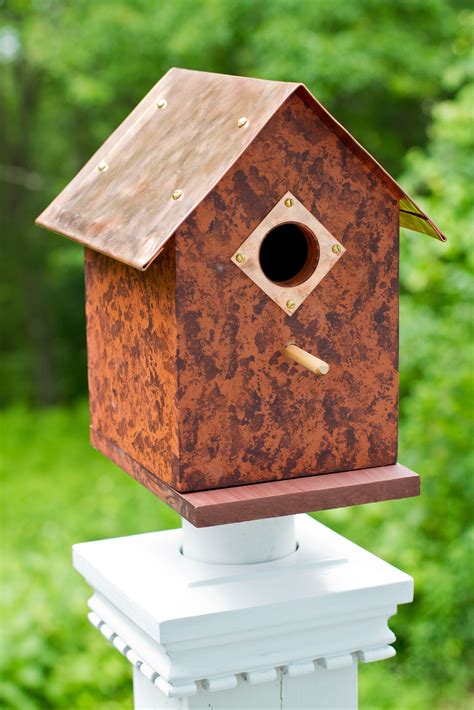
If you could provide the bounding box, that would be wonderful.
[36,68,446,270]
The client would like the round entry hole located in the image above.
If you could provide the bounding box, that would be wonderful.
[259,223,319,286]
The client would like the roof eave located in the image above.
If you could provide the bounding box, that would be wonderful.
[35,71,447,272]
[295,85,447,243]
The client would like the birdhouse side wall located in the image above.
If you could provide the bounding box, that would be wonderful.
[173,91,400,492]
[84,244,179,486]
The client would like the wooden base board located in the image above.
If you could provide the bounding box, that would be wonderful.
[91,429,420,527]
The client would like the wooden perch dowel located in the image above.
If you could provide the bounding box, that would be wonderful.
[285,344,330,376]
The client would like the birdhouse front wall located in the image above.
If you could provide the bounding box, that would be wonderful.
[173,91,399,492]
[84,90,400,496]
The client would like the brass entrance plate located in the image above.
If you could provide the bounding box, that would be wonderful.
[231,191,346,315]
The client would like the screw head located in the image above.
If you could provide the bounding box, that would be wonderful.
[157,98,167,109]
[284,197,294,208]
[237,116,249,128]
[171,189,183,201]
[286,299,296,310]
[235,253,245,263]
[97,160,108,172]
[332,244,342,254]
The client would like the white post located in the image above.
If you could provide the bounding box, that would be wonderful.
[181,515,297,564]
[73,514,413,709]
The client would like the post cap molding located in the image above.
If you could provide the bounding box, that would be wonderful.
[74,516,413,692]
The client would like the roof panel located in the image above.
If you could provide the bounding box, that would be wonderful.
[36,68,298,269]
[36,69,446,269]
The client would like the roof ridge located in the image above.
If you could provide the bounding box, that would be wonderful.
[36,68,445,270]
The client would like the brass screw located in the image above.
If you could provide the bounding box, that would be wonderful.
[286,299,296,310]
[332,244,342,254]
[235,253,245,263]
[284,197,294,208]
[157,98,167,109]
[237,116,249,128]
[171,189,183,201]
[97,160,108,172]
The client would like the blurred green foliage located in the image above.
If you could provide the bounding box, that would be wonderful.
[1,0,473,708]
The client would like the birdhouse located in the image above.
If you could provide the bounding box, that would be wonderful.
[36,68,446,525]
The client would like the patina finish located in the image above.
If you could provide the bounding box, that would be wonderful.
[85,242,179,485]
[85,92,400,494]
[173,93,400,491]
[36,69,298,269]
[35,67,448,518]
[35,70,445,272]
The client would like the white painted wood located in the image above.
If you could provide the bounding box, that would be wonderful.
[134,669,181,710]
[317,654,354,670]
[182,515,296,564]
[243,668,278,684]
[133,666,358,709]
[282,660,315,677]
[74,514,413,708]
[357,645,396,663]
[201,676,238,692]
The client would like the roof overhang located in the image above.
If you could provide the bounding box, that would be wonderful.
[36,68,446,271]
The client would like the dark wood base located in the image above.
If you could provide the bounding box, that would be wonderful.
[91,429,420,527]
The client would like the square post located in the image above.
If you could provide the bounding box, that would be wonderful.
[74,514,412,708]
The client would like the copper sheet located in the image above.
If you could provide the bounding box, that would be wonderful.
[232,191,346,315]
[36,69,298,269]
[36,70,446,269]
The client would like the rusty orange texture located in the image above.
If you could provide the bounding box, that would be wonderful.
[37,68,446,508]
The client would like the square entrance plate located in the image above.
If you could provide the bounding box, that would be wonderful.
[231,191,346,315]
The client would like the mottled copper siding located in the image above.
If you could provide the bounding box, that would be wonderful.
[85,91,399,495]
[85,244,179,484]
[173,92,399,491]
